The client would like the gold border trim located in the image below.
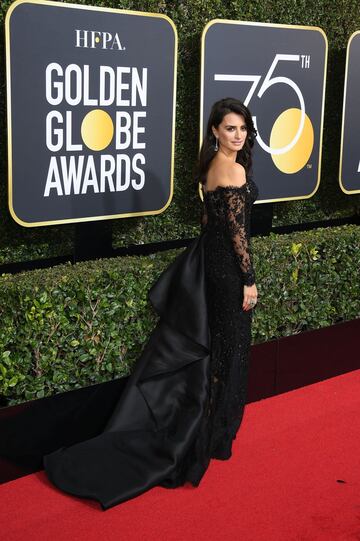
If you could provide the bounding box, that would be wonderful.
[5,0,178,227]
[199,18,328,204]
[338,30,360,195]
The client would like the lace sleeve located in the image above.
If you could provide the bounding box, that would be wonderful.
[223,187,255,286]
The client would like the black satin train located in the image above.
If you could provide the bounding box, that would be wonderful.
[44,231,211,510]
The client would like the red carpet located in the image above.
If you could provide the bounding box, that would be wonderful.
[1,370,359,540]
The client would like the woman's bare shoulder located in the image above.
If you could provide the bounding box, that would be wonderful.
[206,161,246,189]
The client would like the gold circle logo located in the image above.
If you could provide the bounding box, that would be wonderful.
[81,109,114,151]
[270,108,314,174]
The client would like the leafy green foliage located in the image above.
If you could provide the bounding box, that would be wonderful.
[0,249,176,404]
[253,224,360,341]
[0,0,359,264]
[0,224,359,406]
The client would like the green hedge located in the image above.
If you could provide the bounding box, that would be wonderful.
[1,224,359,406]
[1,0,360,264]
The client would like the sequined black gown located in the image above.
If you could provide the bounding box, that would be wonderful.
[44,177,259,509]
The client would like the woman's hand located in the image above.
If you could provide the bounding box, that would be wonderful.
[243,283,258,311]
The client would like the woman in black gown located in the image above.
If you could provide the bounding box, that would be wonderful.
[44,97,259,510]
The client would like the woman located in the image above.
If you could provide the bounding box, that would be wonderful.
[196,97,259,464]
[44,97,259,510]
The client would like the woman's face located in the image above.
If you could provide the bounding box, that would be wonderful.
[212,112,247,153]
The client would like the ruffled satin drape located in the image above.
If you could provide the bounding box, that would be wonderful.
[44,231,211,510]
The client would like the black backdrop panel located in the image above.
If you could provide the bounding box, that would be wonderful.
[6,0,177,226]
[340,31,360,195]
[201,20,328,203]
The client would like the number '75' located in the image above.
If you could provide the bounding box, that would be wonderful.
[214,54,305,155]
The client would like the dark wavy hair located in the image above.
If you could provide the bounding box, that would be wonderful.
[196,97,257,186]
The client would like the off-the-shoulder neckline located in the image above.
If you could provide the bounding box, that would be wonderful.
[202,182,249,195]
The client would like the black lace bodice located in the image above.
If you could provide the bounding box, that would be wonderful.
[202,179,259,286]
[179,176,259,483]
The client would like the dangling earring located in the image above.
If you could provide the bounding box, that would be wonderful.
[214,137,219,151]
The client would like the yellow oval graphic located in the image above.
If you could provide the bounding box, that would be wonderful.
[81,109,114,151]
[270,108,314,174]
